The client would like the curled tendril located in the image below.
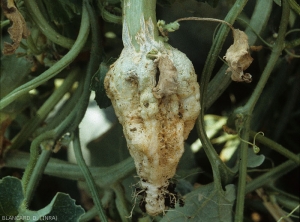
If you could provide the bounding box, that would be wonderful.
[238,130,264,154]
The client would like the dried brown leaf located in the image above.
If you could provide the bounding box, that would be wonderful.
[1,0,30,55]
[223,29,253,83]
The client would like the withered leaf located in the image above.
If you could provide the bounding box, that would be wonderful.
[223,29,253,83]
[152,55,178,99]
[1,0,30,55]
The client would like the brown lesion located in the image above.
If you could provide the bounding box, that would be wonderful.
[1,0,30,55]
[152,56,178,99]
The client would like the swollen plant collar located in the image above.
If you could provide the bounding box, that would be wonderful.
[104,17,200,215]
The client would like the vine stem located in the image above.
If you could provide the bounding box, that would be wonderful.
[234,1,290,221]
[0,4,90,110]
[113,183,131,222]
[197,0,249,188]
[73,128,108,222]
[245,154,300,193]
[24,0,75,48]
[1,20,10,28]
[20,0,90,200]
[21,130,56,193]
[241,0,290,114]
[205,0,273,110]
[24,147,52,204]
[4,151,135,188]
[249,131,300,164]
[79,190,113,222]
[8,67,80,152]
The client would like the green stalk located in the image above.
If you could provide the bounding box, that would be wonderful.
[21,130,56,193]
[205,0,273,110]
[1,20,10,28]
[234,1,290,221]
[24,147,52,204]
[245,154,300,193]
[20,1,90,197]
[241,0,290,114]
[122,0,158,51]
[73,128,108,222]
[234,117,250,222]
[0,5,90,110]
[24,0,75,49]
[50,0,102,138]
[9,67,80,152]
[288,0,300,14]
[79,190,113,222]
[201,0,249,96]
[198,0,249,188]
[249,131,300,164]
[113,183,130,222]
[4,151,135,188]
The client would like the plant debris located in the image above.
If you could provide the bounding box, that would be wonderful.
[223,29,253,83]
[1,0,30,55]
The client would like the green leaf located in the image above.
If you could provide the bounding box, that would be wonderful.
[161,183,236,222]
[0,55,32,98]
[90,62,112,109]
[0,177,84,221]
[273,0,281,6]
[42,0,82,24]
[246,148,265,168]
[31,192,85,222]
[20,193,84,222]
[0,177,24,217]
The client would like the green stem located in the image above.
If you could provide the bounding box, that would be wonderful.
[198,0,249,187]
[9,67,80,152]
[288,0,300,15]
[1,20,10,28]
[51,0,102,138]
[205,0,273,110]
[73,128,108,222]
[21,130,55,193]
[4,151,135,188]
[234,1,290,221]
[24,147,52,204]
[249,131,300,164]
[242,0,290,114]
[79,190,113,222]
[201,0,249,96]
[113,183,130,221]
[234,118,250,222]
[122,0,158,51]
[0,5,90,110]
[24,0,75,49]
[245,154,300,193]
